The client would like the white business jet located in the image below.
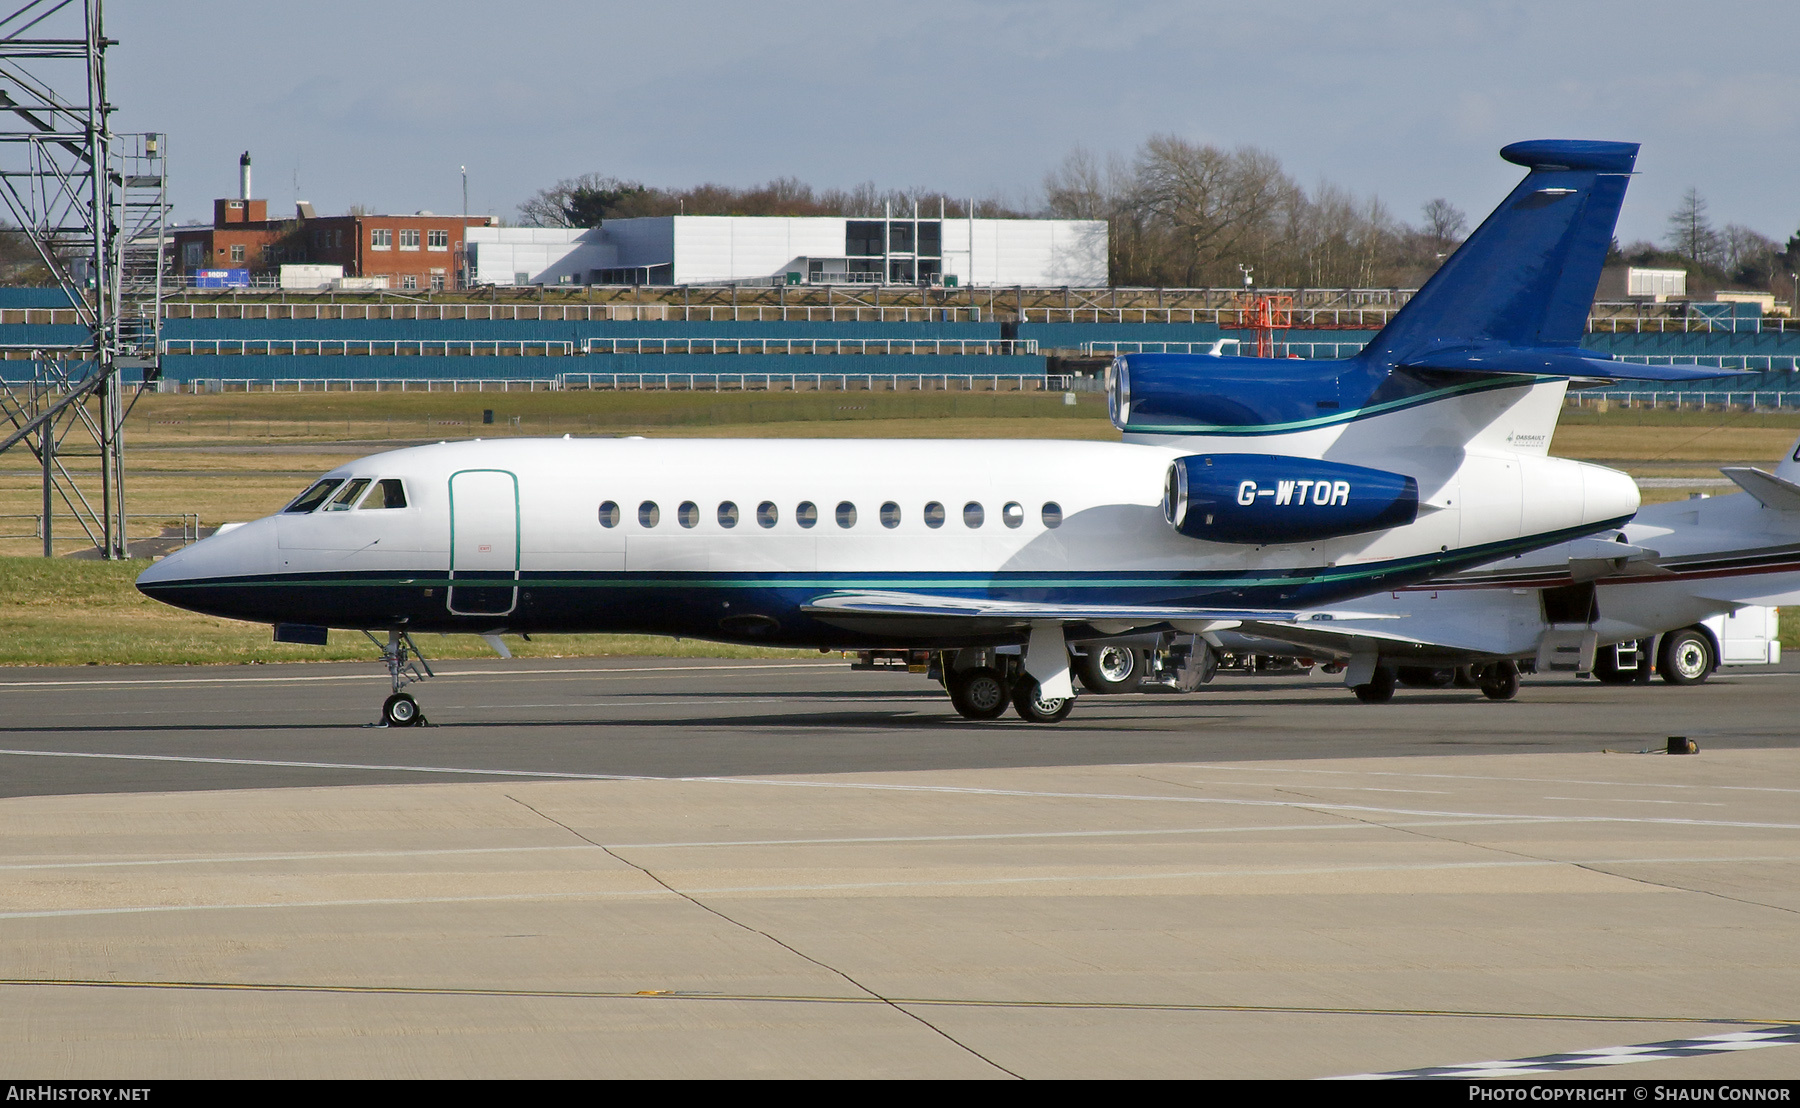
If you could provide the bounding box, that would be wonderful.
[136,140,1731,726]
[1225,433,1800,700]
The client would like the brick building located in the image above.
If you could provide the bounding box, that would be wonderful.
[173,197,496,290]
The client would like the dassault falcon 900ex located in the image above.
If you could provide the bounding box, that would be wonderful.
[138,140,1735,726]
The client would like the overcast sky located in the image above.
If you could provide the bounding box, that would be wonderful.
[108,0,1798,249]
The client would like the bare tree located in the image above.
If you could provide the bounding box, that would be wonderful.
[1132,137,1298,285]
[1665,187,1722,267]
[1719,223,1778,275]
[1043,146,1114,220]
[1421,198,1468,253]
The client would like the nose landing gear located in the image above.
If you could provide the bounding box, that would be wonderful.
[365,630,433,726]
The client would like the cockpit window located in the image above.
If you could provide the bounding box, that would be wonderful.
[324,478,372,511]
[284,478,344,514]
[362,478,407,509]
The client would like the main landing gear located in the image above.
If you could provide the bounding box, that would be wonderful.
[1352,659,1519,702]
[943,650,1075,724]
[365,629,434,726]
[946,665,1011,720]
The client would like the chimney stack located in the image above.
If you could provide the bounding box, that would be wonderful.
[239,151,252,201]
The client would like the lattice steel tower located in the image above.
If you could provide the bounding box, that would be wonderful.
[0,0,165,558]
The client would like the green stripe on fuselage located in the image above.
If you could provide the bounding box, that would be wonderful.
[147,517,1623,597]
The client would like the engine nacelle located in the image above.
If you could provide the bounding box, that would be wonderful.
[1109,352,1358,433]
[1164,454,1420,544]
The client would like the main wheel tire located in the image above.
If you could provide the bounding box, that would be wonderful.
[1479,660,1520,701]
[1396,666,1456,689]
[1659,628,1714,686]
[947,666,1011,720]
[1076,644,1143,694]
[1011,678,1074,724]
[1352,665,1396,703]
[382,692,421,727]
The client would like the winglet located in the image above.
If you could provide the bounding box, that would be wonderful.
[1721,467,1800,511]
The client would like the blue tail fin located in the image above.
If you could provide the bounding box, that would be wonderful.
[1359,140,1637,368]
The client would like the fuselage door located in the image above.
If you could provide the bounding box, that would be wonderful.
[448,469,519,617]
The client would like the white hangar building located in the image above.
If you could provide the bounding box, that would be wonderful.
[466,214,1108,287]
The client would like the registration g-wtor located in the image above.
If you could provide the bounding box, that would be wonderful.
[137,140,1735,725]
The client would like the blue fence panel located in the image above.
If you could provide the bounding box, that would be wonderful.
[1586,331,1800,357]
[157,352,1048,383]
[0,324,90,346]
[0,288,76,308]
[161,318,1004,343]
[1024,322,1223,351]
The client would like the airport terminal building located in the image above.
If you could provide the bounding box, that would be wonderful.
[467,214,1108,288]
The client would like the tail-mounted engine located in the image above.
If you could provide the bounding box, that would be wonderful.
[1164,454,1420,544]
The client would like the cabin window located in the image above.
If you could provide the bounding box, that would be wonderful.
[1041,502,1063,528]
[638,501,660,527]
[1002,501,1024,529]
[324,478,372,511]
[598,500,620,527]
[718,501,739,528]
[284,478,343,513]
[836,501,857,528]
[963,501,984,528]
[923,501,945,529]
[361,478,407,509]
[880,501,901,529]
[677,501,699,528]
[756,501,778,528]
[796,501,818,529]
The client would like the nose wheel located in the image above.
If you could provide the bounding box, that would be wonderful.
[382,692,423,727]
[366,630,433,726]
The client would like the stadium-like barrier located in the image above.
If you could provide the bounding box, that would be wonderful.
[6,288,1799,394]
[167,373,1073,393]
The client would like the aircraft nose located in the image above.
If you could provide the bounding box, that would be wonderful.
[1581,463,1640,525]
[136,517,278,613]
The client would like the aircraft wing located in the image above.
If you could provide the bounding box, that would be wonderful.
[801,590,1396,634]
[1720,467,1800,512]
[1232,618,1492,661]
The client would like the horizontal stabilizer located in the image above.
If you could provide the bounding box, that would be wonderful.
[1234,620,1458,657]
[1565,536,1665,581]
[1403,347,1745,382]
[1721,467,1800,511]
[1564,536,1655,561]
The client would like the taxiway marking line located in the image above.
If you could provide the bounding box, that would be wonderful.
[1,976,1790,1032]
[1162,760,1800,796]
[0,848,1790,878]
[0,825,1395,870]
[2,747,1797,830]
[5,855,1795,920]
